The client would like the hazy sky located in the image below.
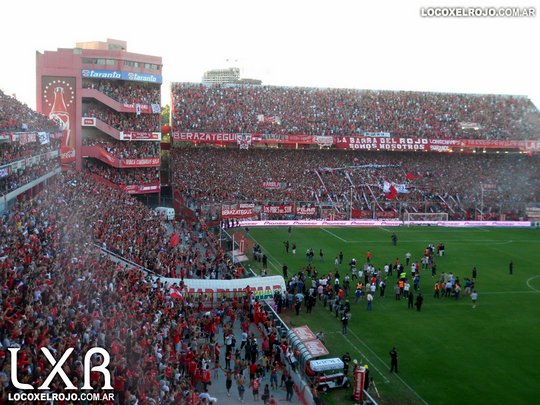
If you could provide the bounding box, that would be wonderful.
[1,0,538,110]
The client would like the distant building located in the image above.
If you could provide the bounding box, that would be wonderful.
[202,68,240,84]
[202,68,262,85]
[75,38,127,51]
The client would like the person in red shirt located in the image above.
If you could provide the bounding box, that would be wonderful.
[251,376,261,401]
[201,366,211,390]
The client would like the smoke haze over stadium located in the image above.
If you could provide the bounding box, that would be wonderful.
[1,0,538,110]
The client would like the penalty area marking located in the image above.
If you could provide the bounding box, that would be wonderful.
[340,333,390,384]
[526,275,540,293]
[320,227,348,242]
[347,329,429,404]
[244,233,282,272]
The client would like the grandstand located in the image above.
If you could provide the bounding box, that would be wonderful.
[0,90,61,211]
[1,77,539,404]
[170,147,539,222]
[169,83,540,224]
[0,173,284,404]
[171,83,540,140]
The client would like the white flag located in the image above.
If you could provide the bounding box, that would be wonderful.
[37,132,50,145]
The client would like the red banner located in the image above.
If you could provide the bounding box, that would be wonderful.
[352,209,372,219]
[285,134,315,143]
[171,132,540,153]
[377,210,398,219]
[335,136,430,151]
[120,131,161,141]
[296,206,317,216]
[352,209,398,219]
[84,146,160,168]
[221,207,255,219]
[262,181,283,190]
[221,203,256,219]
[122,158,160,167]
[263,205,294,214]
[173,132,238,143]
[122,182,160,194]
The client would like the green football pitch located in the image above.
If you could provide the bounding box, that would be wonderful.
[244,226,540,405]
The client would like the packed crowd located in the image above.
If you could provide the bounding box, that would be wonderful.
[171,147,540,219]
[275,242,475,322]
[85,161,160,186]
[86,104,160,133]
[0,90,60,132]
[83,137,160,159]
[0,139,60,166]
[83,79,161,105]
[0,174,294,404]
[171,83,540,140]
[0,160,59,196]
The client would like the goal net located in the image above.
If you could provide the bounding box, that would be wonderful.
[403,212,449,224]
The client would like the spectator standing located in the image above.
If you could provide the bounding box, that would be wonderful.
[471,290,478,308]
[415,293,424,311]
[389,347,399,373]
[367,292,374,311]
[285,376,295,401]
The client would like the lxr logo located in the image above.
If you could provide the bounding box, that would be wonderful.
[9,347,113,390]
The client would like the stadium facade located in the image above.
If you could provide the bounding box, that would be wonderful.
[36,39,162,195]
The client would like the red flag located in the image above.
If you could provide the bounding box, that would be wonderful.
[406,172,417,181]
[170,287,183,300]
[169,232,180,248]
[386,185,398,200]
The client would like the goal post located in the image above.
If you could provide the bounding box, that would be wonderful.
[403,212,449,224]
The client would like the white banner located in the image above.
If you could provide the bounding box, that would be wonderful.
[155,275,286,301]
[81,117,97,126]
[237,134,252,150]
[383,181,408,193]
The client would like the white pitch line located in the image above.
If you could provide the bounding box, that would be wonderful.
[475,228,491,233]
[379,227,392,233]
[245,233,282,272]
[347,329,429,404]
[526,275,540,293]
[481,290,539,295]
[340,334,390,383]
[325,331,390,384]
[343,239,519,244]
[321,227,348,242]
[392,370,430,405]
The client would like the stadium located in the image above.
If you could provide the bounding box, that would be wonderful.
[0,37,539,405]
